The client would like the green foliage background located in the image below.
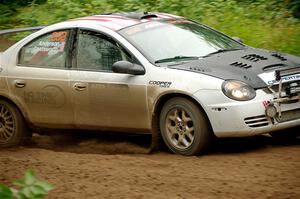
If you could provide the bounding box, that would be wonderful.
[0,0,300,56]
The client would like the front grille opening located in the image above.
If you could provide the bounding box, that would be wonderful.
[263,81,300,99]
[277,108,300,123]
[244,115,270,128]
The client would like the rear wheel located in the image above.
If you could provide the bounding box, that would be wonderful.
[0,100,30,147]
[159,97,212,155]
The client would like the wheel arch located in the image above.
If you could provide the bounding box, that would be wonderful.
[151,92,213,134]
[0,95,30,127]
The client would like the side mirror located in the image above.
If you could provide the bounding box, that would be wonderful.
[112,61,145,75]
[232,36,244,44]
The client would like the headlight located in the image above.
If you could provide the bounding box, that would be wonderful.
[222,80,256,101]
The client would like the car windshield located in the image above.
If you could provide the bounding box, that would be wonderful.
[119,19,244,64]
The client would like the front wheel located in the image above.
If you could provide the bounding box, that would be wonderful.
[0,100,30,147]
[159,97,212,155]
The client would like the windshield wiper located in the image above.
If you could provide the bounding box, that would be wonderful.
[154,56,200,64]
[203,48,243,57]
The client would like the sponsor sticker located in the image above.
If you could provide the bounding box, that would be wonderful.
[149,81,172,88]
[262,100,270,108]
[258,71,300,85]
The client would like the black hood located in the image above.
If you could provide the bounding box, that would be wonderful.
[168,47,300,89]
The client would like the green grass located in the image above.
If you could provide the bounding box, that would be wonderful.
[1,0,300,56]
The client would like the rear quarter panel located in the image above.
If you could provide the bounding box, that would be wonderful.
[0,51,29,122]
[0,51,9,93]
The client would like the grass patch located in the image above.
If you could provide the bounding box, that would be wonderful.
[1,0,299,56]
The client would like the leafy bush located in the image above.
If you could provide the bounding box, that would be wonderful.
[0,170,54,199]
[1,0,300,56]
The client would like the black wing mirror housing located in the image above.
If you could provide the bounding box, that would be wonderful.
[112,61,145,75]
[232,36,244,44]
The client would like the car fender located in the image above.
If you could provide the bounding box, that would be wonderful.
[147,67,224,129]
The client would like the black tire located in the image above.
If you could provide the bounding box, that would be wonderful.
[159,97,212,155]
[0,100,30,147]
[269,127,300,140]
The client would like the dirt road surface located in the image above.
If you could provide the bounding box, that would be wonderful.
[0,131,299,199]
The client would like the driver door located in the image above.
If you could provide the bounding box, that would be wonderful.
[70,29,149,131]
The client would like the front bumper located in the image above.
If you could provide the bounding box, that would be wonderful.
[193,89,300,138]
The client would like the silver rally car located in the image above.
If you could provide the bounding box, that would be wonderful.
[0,12,299,155]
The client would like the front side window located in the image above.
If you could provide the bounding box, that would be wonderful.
[76,30,133,71]
[19,30,69,68]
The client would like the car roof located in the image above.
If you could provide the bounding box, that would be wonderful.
[71,12,182,31]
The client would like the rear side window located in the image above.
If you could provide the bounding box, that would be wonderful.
[18,30,70,68]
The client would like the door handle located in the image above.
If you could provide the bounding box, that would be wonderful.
[14,80,26,88]
[74,83,87,91]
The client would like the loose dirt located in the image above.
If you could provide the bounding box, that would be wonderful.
[0,131,299,199]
